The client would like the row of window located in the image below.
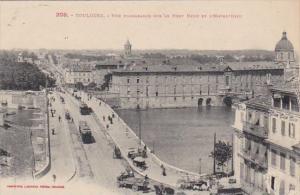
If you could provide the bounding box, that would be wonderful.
[272,118,296,138]
[277,52,293,60]
[125,74,273,84]
[73,78,91,83]
[271,149,296,177]
[273,96,299,112]
[126,88,213,96]
[270,176,295,195]
[69,72,92,76]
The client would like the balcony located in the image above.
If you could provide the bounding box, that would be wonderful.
[243,122,268,139]
[240,149,268,169]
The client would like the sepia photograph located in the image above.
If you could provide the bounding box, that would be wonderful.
[0,1,299,195]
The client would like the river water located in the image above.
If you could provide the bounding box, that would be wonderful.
[116,106,235,174]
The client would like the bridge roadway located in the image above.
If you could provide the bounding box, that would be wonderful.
[61,91,136,195]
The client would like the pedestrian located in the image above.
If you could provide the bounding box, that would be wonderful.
[161,164,166,176]
[162,167,166,176]
[58,115,61,122]
[52,174,56,183]
[71,117,74,123]
[52,128,55,135]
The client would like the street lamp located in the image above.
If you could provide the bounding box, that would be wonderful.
[137,104,142,146]
[199,158,202,175]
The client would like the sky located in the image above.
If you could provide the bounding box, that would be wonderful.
[0,1,299,54]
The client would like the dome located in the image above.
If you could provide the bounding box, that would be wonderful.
[125,39,131,46]
[275,32,294,51]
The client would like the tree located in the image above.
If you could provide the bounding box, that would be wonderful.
[210,140,232,172]
[0,51,56,91]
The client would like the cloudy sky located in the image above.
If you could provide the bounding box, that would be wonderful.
[0,1,299,53]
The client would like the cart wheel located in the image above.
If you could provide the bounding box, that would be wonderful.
[132,185,138,191]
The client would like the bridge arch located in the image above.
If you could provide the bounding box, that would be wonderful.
[198,98,203,106]
[206,98,212,106]
[223,96,233,107]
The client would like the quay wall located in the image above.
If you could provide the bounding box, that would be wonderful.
[119,95,224,109]
[0,90,46,110]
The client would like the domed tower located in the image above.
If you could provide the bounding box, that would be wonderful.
[124,39,132,57]
[275,31,295,64]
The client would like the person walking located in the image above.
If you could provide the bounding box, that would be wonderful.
[161,164,166,176]
[52,174,56,183]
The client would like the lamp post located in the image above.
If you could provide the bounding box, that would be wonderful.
[137,104,142,146]
[213,132,216,175]
[199,158,202,175]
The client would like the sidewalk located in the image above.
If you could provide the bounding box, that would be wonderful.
[79,91,209,189]
[39,93,76,183]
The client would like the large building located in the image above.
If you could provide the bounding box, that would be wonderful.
[232,32,299,195]
[110,62,284,109]
[63,65,96,87]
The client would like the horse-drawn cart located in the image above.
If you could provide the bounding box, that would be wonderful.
[117,177,149,192]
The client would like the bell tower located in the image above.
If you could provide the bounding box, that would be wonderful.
[124,39,132,57]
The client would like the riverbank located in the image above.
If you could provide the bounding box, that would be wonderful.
[0,92,48,179]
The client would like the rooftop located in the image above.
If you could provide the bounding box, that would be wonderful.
[112,61,283,74]
[270,80,300,95]
[66,65,94,72]
[246,96,272,110]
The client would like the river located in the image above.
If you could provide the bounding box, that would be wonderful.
[116,106,235,174]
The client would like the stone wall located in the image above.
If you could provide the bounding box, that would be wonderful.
[0,90,46,109]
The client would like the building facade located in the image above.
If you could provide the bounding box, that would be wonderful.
[64,65,96,87]
[267,84,300,195]
[233,82,300,195]
[110,63,284,109]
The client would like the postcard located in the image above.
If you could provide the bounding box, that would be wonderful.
[0,1,299,195]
